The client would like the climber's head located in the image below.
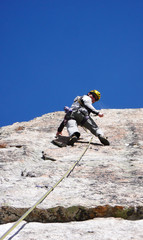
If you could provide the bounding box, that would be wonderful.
[88,90,101,103]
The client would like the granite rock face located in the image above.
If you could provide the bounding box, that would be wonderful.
[0,109,143,239]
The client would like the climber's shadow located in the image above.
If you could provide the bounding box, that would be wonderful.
[52,135,102,147]
[77,139,102,146]
[52,135,70,147]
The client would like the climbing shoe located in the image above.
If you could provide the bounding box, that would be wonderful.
[98,135,110,146]
[67,135,78,146]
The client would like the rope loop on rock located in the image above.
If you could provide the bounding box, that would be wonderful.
[0,136,93,240]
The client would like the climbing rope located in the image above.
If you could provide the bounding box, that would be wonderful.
[0,136,93,240]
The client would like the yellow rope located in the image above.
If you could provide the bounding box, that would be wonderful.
[0,136,93,240]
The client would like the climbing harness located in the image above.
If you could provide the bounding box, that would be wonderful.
[0,136,93,240]
[70,97,90,126]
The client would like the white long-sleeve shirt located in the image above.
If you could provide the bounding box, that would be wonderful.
[71,95,99,115]
[57,95,99,133]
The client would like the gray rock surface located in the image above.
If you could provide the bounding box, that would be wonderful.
[0,109,143,239]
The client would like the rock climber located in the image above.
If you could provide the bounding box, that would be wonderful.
[56,90,110,146]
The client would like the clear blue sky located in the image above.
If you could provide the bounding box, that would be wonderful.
[0,0,143,127]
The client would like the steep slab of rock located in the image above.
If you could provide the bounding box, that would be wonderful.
[0,109,143,210]
[0,109,143,239]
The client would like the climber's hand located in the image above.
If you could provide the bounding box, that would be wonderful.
[56,131,62,137]
[98,112,104,117]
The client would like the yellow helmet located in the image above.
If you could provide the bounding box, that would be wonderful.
[90,90,101,101]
